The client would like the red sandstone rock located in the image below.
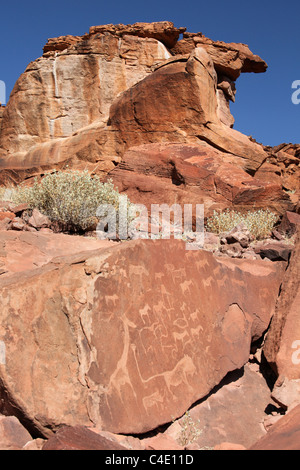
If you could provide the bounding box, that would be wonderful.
[108,142,289,217]
[42,425,127,450]
[88,21,186,49]
[108,48,267,174]
[0,105,4,131]
[0,211,15,221]
[0,415,32,450]
[0,231,113,275]
[143,434,184,451]
[172,33,268,80]
[0,24,173,161]
[255,144,300,211]
[0,235,284,436]
[28,208,51,229]
[164,365,271,449]
[214,442,246,450]
[22,438,46,450]
[263,230,300,409]
[278,211,300,236]
[253,240,293,261]
[43,35,82,53]
[0,22,270,189]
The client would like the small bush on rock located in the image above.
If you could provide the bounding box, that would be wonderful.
[206,208,278,240]
[177,411,202,446]
[12,170,129,233]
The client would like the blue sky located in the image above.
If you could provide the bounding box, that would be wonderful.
[0,0,299,146]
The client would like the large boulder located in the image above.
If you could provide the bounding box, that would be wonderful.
[263,229,300,409]
[0,415,32,450]
[0,231,113,275]
[0,22,272,191]
[164,365,272,449]
[171,32,268,80]
[0,234,284,437]
[108,142,289,216]
[0,23,174,157]
[108,47,267,174]
[0,105,4,131]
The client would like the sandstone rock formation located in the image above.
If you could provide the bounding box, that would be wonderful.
[259,143,300,195]
[263,228,300,410]
[0,235,284,437]
[0,105,4,130]
[164,365,272,449]
[0,22,293,211]
[171,32,268,80]
[0,415,32,450]
[108,142,290,217]
[0,22,296,216]
[108,46,267,173]
[42,425,128,451]
[0,21,299,450]
[249,404,300,450]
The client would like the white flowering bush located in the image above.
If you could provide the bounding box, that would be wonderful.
[177,411,202,446]
[206,208,278,240]
[12,170,129,233]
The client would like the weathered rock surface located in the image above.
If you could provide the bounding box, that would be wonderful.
[253,240,293,262]
[0,23,173,157]
[263,229,300,409]
[214,442,246,450]
[277,211,300,236]
[0,21,275,201]
[42,425,128,450]
[0,415,32,450]
[0,235,284,436]
[171,32,268,80]
[250,404,300,450]
[0,105,5,131]
[107,142,289,216]
[108,47,267,174]
[164,365,271,449]
[0,20,298,449]
[0,231,113,276]
[258,143,300,195]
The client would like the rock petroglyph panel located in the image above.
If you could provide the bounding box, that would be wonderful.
[0,237,284,435]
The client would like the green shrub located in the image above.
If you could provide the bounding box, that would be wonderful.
[12,170,129,233]
[206,208,278,240]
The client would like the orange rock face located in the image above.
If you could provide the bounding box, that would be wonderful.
[108,142,290,216]
[0,23,298,445]
[263,229,300,409]
[172,32,268,79]
[0,22,276,195]
[0,234,284,436]
[0,23,173,158]
[108,47,267,173]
